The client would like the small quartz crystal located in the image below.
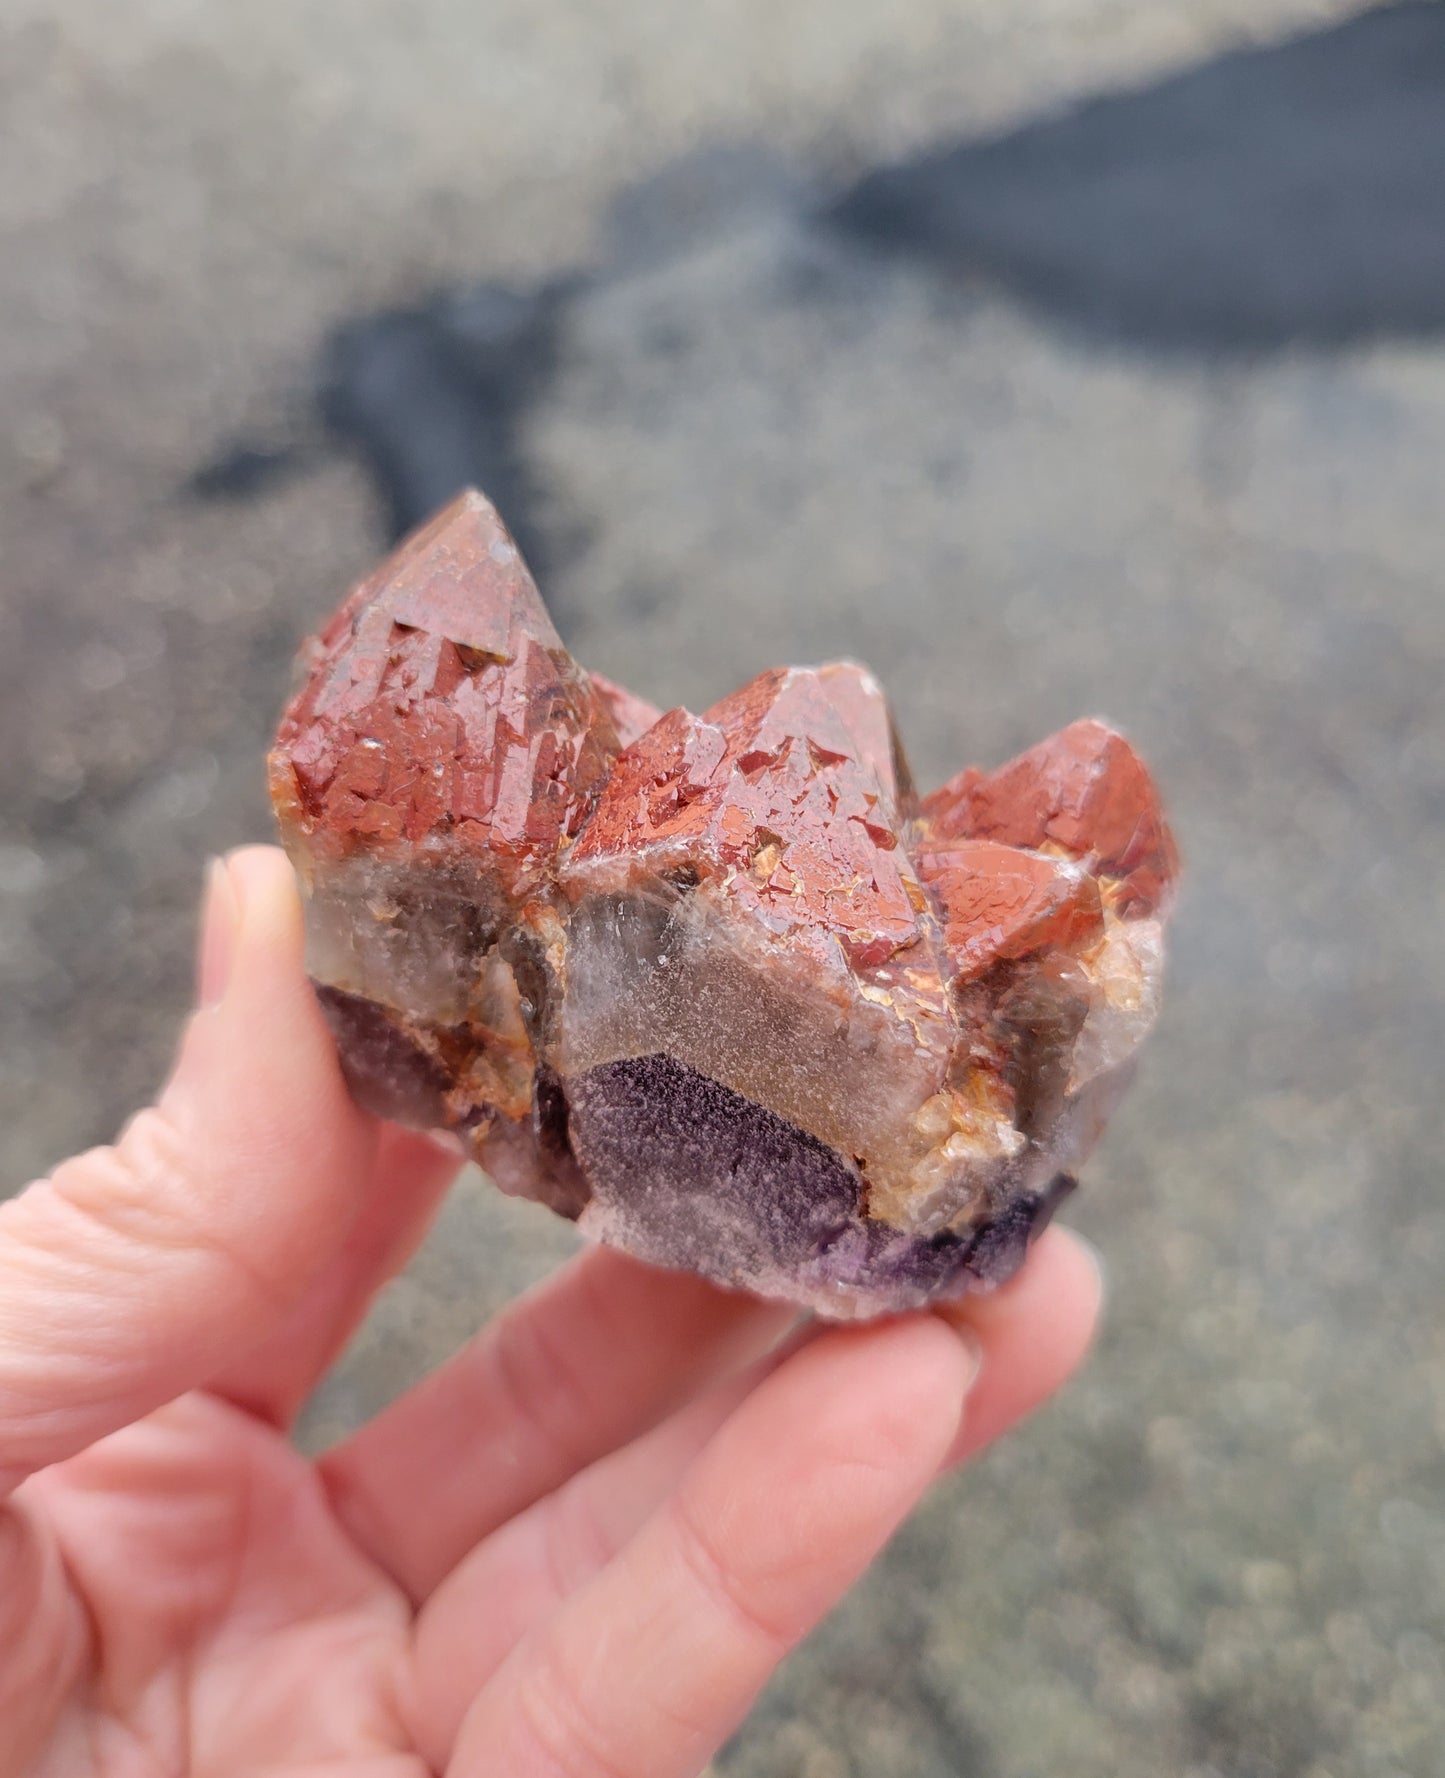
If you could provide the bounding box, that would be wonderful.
[270,490,1178,1316]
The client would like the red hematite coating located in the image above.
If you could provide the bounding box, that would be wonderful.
[918,719,1179,917]
[270,492,618,880]
[271,493,1178,982]
[571,663,923,969]
[915,840,1105,983]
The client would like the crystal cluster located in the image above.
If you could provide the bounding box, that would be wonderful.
[270,491,1177,1317]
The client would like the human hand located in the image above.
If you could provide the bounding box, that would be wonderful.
[0,847,1102,1777]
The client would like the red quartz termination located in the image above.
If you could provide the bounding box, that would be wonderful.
[920,720,1179,918]
[571,664,923,969]
[271,492,619,894]
[270,490,1178,1318]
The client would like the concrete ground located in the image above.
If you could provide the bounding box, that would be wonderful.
[3,3,1444,1774]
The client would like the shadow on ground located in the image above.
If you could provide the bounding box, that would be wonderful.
[202,0,1445,547]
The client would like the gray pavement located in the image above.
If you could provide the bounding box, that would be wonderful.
[3,3,1443,1775]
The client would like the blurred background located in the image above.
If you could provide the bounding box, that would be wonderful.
[3,1,1444,1773]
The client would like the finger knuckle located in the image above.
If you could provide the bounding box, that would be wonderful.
[516,1639,633,1778]
[541,1479,622,1602]
[667,1491,794,1658]
[30,1108,290,1318]
[485,1300,595,1475]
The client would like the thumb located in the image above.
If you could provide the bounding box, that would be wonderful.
[0,847,376,1495]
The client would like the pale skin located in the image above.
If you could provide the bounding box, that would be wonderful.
[0,848,1103,1777]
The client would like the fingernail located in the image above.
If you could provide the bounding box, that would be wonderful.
[198,855,243,1009]
[421,1128,470,1160]
[1062,1227,1108,1301]
[939,1318,984,1395]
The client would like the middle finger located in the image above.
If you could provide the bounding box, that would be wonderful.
[316,1247,793,1600]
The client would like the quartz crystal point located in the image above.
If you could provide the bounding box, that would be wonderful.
[270,490,1178,1317]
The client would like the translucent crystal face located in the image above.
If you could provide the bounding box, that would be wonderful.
[270,489,1179,1318]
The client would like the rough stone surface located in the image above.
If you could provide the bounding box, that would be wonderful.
[6,2,1445,1772]
[272,490,1176,1316]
